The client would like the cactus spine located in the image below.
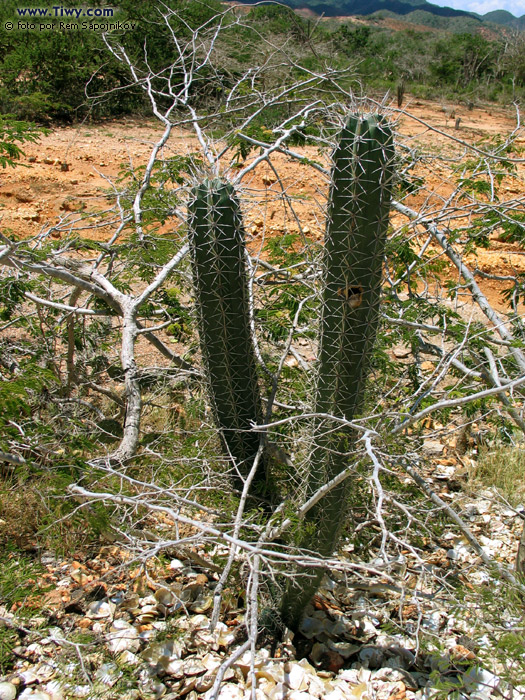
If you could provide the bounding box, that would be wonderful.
[280,116,395,631]
[188,178,266,493]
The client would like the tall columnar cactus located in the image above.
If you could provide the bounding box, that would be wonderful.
[188,178,266,494]
[280,115,395,631]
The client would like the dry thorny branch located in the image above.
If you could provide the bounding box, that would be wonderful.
[1,5,525,697]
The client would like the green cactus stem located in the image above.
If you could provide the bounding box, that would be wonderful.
[280,115,395,631]
[188,178,266,494]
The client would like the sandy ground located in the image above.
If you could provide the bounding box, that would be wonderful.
[1,98,524,310]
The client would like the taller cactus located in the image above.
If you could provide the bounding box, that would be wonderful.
[280,115,395,631]
[188,178,266,494]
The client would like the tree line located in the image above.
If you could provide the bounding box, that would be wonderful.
[0,0,523,126]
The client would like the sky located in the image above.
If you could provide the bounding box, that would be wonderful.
[431,0,524,16]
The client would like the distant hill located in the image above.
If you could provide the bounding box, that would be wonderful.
[483,9,525,29]
[238,0,525,30]
[243,0,477,19]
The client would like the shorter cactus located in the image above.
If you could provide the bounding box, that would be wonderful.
[188,178,266,493]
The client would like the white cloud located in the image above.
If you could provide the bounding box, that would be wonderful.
[432,0,524,16]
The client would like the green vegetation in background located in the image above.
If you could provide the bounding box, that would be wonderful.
[0,0,523,125]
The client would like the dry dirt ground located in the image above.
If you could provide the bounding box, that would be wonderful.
[1,97,524,310]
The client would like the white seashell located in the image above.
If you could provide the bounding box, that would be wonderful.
[42,681,63,700]
[86,600,115,619]
[217,629,237,648]
[141,604,158,614]
[18,692,52,700]
[259,681,285,700]
[243,689,268,700]
[154,588,178,608]
[138,629,155,641]
[192,629,216,648]
[169,558,184,569]
[235,649,270,677]
[305,671,330,697]
[372,668,405,683]
[195,673,216,693]
[95,662,121,686]
[347,681,369,699]
[201,654,222,673]
[204,682,244,700]
[309,642,329,666]
[358,669,372,683]
[0,682,17,700]
[69,685,90,698]
[285,663,309,691]
[118,650,141,666]
[159,658,184,677]
[359,646,384,669]
[322,689,347,700]
[142,639,184,665]
[26,643,45,656]
[339,669,361,685]
[188,614,210,630]
[183,658,207,677]
[18,670,40,685]
[147,680,166,699]
[136,612,157,624]
[106,621,140,654]
[140,595,157,606]
[327,640,359,658]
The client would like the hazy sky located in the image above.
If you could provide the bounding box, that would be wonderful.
[431,0,524,16]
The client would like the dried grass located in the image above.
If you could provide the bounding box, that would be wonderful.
[470,446,525,507]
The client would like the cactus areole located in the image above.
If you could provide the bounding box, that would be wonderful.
[188,179,266,494]
[280,115,395,631]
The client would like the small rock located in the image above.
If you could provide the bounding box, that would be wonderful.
[299,617,324,639]
[423,440,444,456]
[262,174,276,186]
[21,210,40,222]
[393,345,411,359]
[450,645,477,662]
